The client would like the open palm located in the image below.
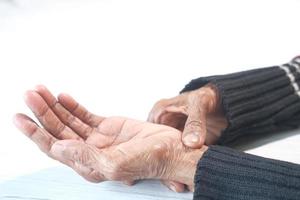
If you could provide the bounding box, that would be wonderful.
[14,85,196,185]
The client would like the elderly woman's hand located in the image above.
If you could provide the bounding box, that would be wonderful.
[148,84,228,148]
[13,86,207,189]
[148,84,227,192]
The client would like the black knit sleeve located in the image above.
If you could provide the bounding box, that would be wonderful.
[181,56,300,144]
[193,145,300,200]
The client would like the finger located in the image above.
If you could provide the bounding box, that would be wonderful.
[182,113,206,148]
[182,99,208,148]
[147,107,162,123]
[123,180,136,186]
[13,113,76,167]
[35,85,93,139]
[13,114,83,177]
[148,97,187,124]
[147,102,160,123]
[13,113,57,156]
[161,180,185,193]
[164,105,188,115]
[24,90,79,140]
[58,93,104,127]
[160,112,187,131]
[159,105,188,130]
[50,140,105,183]
[156,105,186,124]
[147,99,171,123]
[14,113,104,183]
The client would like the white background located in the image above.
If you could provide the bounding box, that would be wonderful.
[0,0,300,182]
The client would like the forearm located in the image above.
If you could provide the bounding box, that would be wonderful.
[193,145,300,200]
[181,56,300,144]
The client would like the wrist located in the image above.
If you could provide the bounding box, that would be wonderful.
[168,145,208,186]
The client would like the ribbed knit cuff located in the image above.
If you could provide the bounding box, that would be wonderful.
[194,145,300,200]
[181,56,300,144]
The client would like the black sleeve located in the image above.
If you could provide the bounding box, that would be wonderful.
[181,56,300,145]
[193,145,300,200]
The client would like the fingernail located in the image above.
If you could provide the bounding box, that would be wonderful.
[184,133,199,144]
[170,184,177,192]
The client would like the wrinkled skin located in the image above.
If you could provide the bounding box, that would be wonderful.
[148,84,228,191]
[14,85,206,188]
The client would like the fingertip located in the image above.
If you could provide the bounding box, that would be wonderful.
[23,90,34,102]
[13,113,31,126]
[123,180,136,186]
[169,185,178,192]
[13,113,37,136]
[13,113,23,127]
[162,181,185,193]
[23,90,47,114]
[182,132,204,148]
[57,93,71,104]
[58,93,69,100]
[13,112,22,119]
[34,85,58,107]
[23,90,41,106]
[58,93,77,109]
[147,113,154,122]
[35,84,47,92]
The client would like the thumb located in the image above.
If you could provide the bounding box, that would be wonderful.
[182,106,207,148]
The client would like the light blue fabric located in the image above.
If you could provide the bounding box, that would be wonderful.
[0,166,192,200]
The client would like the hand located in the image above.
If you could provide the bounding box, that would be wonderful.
[13,85,207,188]
[148,84,227,148]
[148,84,227,192]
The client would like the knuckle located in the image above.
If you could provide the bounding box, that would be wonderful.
[185,120,203,133]
[154,98,169,109]
[66,114,76,126]
[186,120,202,128]
[83,111,93,124]
[190,86,219,113]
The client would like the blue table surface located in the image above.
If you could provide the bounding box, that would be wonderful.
[0,166,193,200]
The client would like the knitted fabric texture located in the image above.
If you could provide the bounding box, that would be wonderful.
[181,56,300,144]
[194,145,300,200]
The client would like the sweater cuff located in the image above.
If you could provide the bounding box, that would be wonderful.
[181,56,300,144]
[193,145,300,200]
